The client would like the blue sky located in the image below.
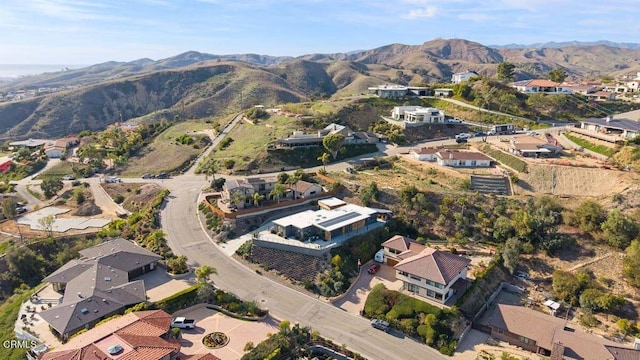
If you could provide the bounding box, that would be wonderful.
[2,0,639,65]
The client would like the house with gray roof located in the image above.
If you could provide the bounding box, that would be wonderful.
[579,116,640,142]
[40,238,161,340]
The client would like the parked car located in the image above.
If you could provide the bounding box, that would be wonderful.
[527,131,540,137]
[455,138,468,144]
[455,133,470,140]
[515,271,530,281]
[104,176,121,183]
[448,118,463,123]
[171,317,196,329]
[156,173,170,179]
[371,319,390,332]
[367,264,381,274]
[141,173,155,179]
[62,174,76,181]
[474,132,485,137]
[16,206,27,214]
[344,167,356,174]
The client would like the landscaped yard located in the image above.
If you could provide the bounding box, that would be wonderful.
[117,121,212,176]
[363,283,463,355]
[35,161,90,180]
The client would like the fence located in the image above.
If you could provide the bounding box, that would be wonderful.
[252,238,331,257]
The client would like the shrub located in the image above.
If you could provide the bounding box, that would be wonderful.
[114,194,125,204]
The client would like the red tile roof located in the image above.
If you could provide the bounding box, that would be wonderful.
[527,79,559,87]
[186,354,223,360]
[412,147,439,155]
[382,235,414,252]
[394,247,470,285]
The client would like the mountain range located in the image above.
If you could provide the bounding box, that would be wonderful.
[2,38,640,140]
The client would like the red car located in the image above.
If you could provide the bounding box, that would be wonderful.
[367,264,381,274]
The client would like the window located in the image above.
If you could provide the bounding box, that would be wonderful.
[399,271,408,276]
[410,275,421,281]
[470,160,477,166]
[407,284,418,293]
[518,336,533,345]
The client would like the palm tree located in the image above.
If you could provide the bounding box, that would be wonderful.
[317,152,330,172]
[270,183,287,203]
[200,157,217,183]
[252,192,265,207]
[195,265,218,284]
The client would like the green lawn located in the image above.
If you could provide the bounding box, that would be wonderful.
[35,161,87,180]
[118,121,212,176]
[565,133,618,157]
[481,144,529,173]
[207,114,301,170]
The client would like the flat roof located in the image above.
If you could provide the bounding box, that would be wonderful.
[318,197,346,208]
[273,203,378,232]
[9,138,50,147]
[582,117,640,132]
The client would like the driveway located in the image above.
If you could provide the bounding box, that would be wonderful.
[177,307,279,360]
[333,263,402,315]
[137,268,196,303]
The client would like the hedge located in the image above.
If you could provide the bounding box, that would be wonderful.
[155,283,203,313]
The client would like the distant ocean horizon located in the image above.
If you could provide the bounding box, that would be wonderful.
[0,64,88,78]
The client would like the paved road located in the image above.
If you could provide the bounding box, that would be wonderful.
[160,181,447,360]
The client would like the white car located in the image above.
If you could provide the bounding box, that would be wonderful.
[455,133,470,140]
[527,131,540,137]
[448,118,463,123]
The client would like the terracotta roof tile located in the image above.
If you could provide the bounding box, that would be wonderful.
[382,235,414,252]
[527,79,560,87]
[186,354,223,360]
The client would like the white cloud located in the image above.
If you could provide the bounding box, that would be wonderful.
[457,12,496,22]
[404,6,437,19]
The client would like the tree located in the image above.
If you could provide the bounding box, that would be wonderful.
[623,240,640,287]
[493,216,515,242]
[322,133,345,159]
[40,178,63,198]
[552,270,581,304]
[502,237,521,274]
[166,255,188,274]
[195,265,217,284]
[277,172,289,184]
[317,152,330,171]
[270,183,287,203]
[252,192,264,207]
[1,197,17,221]
[279,320,291,335]
[38,214,55,236]
[5,247,47,286]
[601,209,639,249]
[170,327,181,339]
[196,282,215,302]
[579,288,604,312]
[617,318,633,337]
[548,67,568,83]
[200,157,217,183]
[496,62,515,82]
[360,182,379,206]
[573,200,606,233]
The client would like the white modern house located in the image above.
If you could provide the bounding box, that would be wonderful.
[381,235,470,304]
[451,70,479,84]
[368,84,430,98]
[510,79,573,94]
[391,106,445,125]
[271,198,391,243]
[435,150,493,167]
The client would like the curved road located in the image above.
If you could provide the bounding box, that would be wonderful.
[160,180,446,360]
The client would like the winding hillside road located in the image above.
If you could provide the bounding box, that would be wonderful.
[160,180,447,360]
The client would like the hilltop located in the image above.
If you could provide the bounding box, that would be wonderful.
[3,38,640,139]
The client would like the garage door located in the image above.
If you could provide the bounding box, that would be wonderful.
[386,258,399,266]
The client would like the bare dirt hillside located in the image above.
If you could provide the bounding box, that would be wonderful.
[516,164,636,197]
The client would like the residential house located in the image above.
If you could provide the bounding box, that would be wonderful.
[435,150,493,167]
[39,309,214,360]
[511,79,572,94]
[382,235,470,304]
[579,116,640,141]
[605,84,630,93]
[291,180,322,199]
[0,157,12,172]
[509,135,561,158]
[246,176,279,198]
[44,145,66,159]
[409,147,439,161]
[39,238,162,340]
[586,91,616,101]
[272,198,391,242]
[391,106,446,125]
[368,84,430,98]
[9,138,50,149]
[451,70,479,84]
[276,123,354,148]
[480,303,618,358]
[222,179,256,209]
[433,88,453,97]
[565,85,598,95]
[606,345,640,360]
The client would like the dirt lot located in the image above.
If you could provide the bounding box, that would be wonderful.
[101,183,163,212]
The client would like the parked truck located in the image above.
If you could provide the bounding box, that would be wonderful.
[489,124,516,135]
[171,317,196,329]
